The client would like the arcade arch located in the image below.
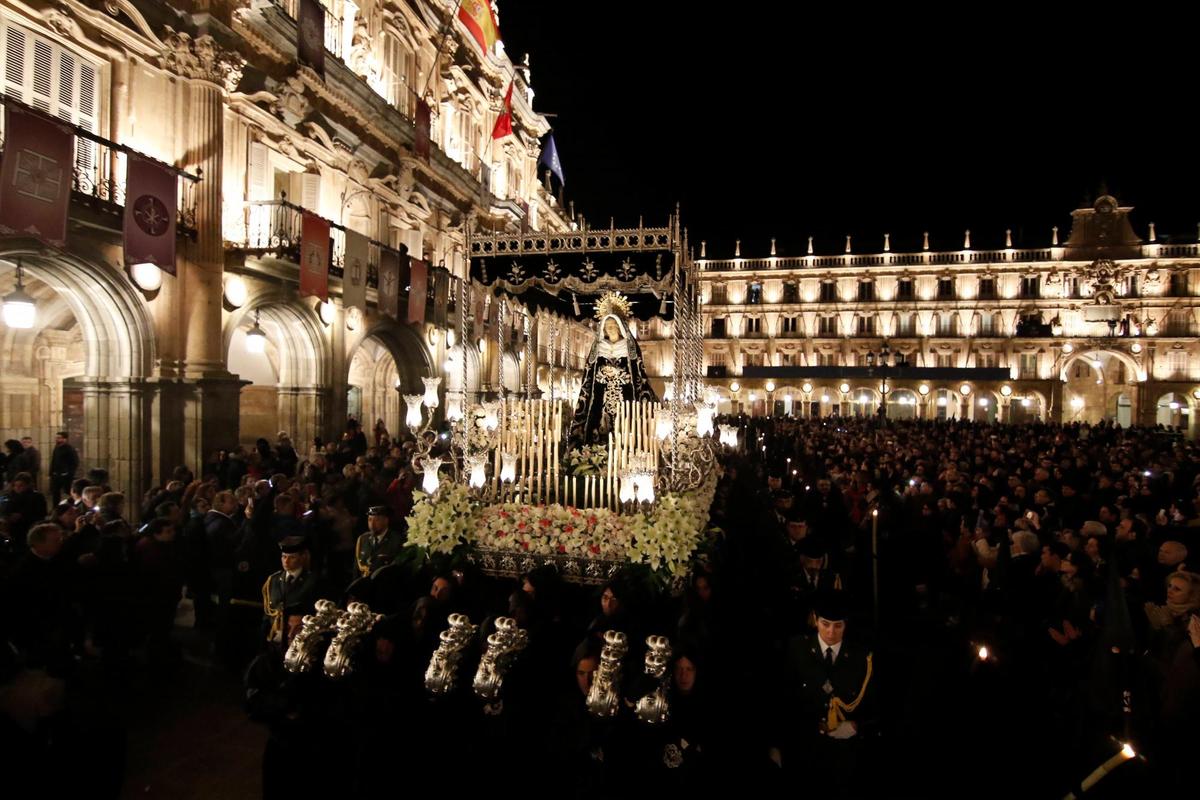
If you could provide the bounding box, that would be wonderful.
[1,249,156,501]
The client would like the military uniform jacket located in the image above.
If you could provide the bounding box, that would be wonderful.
[262,569,320,641]
[355,529,405,577]
[777,633,875,749]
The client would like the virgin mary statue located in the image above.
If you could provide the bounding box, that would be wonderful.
[568,292,657,449]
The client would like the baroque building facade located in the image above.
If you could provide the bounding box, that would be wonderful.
[672,196,1200,437]
[0,0,592,505]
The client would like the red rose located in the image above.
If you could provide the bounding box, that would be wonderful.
[521,541,529,551]
[539,518,551,528]
[557,544,566,553]
[496,531,506,538]
[587,516,598,526]
[499,511,509,519]
[518,521,527,530]
[589,544,600,555]
[563,525,574,534]
[571,508,581,517]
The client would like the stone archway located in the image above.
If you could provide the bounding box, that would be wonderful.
[1060,350,1139,425]
[1011,390,1046,423]
[344,320,435,441]
[1155,392,1195,437]
[888,388,919,420]
[1,247,156,502]
[226,297,331,451]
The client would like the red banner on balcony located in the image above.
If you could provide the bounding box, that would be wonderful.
[297,0,325,78]
[407,258,427,325]
[417,100,432,163]
[377,247,401,319]
[123,154,178,275]
[300,212,330,301]
[0,104,74,247]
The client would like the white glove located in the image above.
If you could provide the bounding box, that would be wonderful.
[828,721,857,739]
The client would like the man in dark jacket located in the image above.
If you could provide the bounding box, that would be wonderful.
[48,431,79,506]
[1,472,48,548]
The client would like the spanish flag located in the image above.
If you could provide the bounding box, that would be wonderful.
[459,0,500,54]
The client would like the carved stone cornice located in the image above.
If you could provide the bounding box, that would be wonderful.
[158,27,245,93]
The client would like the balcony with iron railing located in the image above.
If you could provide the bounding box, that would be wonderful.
[270,0,344,60]
[0,94,200,237]
[228,197,463,307]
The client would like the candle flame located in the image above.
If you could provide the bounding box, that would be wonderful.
[1121,743,1135,759]
[978,645,989,661]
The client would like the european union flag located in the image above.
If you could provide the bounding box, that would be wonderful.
[538,134,565,186]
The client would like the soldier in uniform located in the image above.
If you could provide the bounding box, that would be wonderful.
[771,592,875,796]
[354,505,404,578]
[262,536,320,644]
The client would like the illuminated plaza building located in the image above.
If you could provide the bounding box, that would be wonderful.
[672,195,1200,436]
[0,0,593,503]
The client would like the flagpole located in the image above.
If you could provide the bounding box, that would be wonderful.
[419,0,465,103]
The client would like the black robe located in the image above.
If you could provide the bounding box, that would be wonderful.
[568,318,657,451]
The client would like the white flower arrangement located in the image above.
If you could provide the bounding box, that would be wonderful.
[404,466,722,579]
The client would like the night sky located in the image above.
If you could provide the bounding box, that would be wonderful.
[499,3,1199,259]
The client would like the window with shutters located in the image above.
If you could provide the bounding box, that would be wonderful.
[978,278,996,299]
[709,285,727,304]
[1,19,101,182]
[1020,276,1040,299]
[856,315,875,335]
[1020,353,1038,379]
[781,316,798,335]
[818,315,837,336]
[743,352,764,368]
[896,313,915,337]
[977,312,994,336]
[857,281,874,301]
[1168,350,1190,378]
[896,278,914,300]
[818,352,836,366]
[936,313,958,336]
[936,354,953,368]
[779,351,796,366]
[937,278,955,300]
[976,352,996,368]
[707,351,726,368]
[819,281,837,303]
[378,31,412,111]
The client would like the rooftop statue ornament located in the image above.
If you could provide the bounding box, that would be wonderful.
[568,292,657,450]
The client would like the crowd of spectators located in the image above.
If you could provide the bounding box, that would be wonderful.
[2,414,1198,798]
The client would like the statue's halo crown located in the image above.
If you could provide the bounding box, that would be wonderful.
[594,292,632,322]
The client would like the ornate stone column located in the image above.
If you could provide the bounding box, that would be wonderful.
[157,29,247,475]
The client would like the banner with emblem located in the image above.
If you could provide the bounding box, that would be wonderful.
[300,212,330,301]
[415,100,431,163]
[342,229,368,312]
[123,154,178,274]
[377,247,401,319]
[0,104,74,247]
[407,258,428,325]
[297,0,326,78]
[433,267,449,327]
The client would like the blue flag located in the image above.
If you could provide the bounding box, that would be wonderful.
[538,134,565,186]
